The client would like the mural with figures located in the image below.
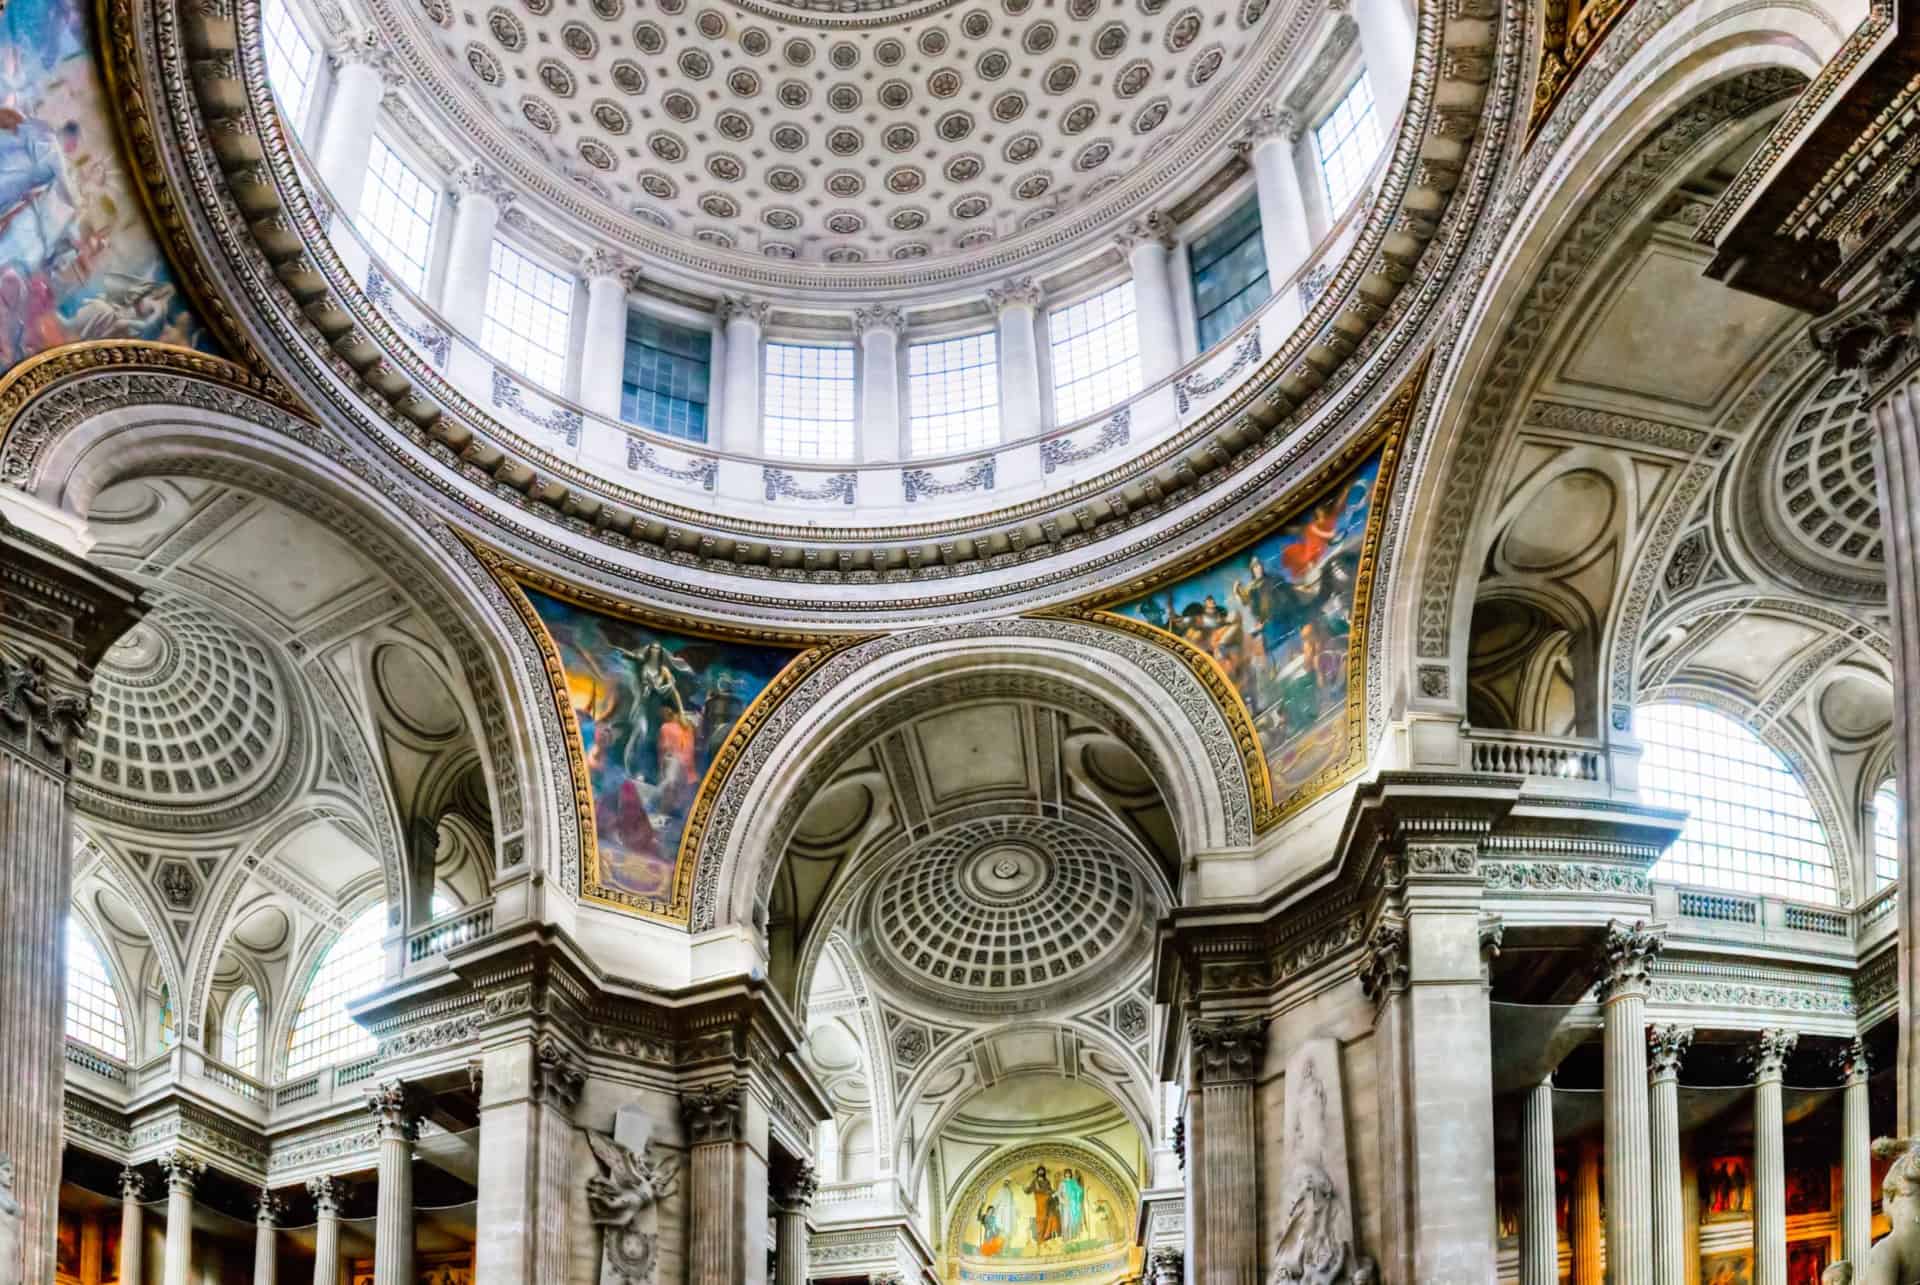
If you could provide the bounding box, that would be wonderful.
[1111,450,1383,807]
[952,1153,1131,1282]
[521,588,796,918]
[0,0,202,368]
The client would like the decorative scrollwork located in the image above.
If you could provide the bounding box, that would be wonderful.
[626,440,718,491]
[1040,406,1130,475]
[1174,327,1260,413]
[902,457,994,503]
[763,467,856,505]
[490,368,583,447]
[364,269,451,367]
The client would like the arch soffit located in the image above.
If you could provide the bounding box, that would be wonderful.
[817,934,898,1169]
[0,345,578,902]
[689,617,1260,933]
[1395,8,1834,709]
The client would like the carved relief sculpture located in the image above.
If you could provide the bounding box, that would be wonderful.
[587,1114,681,1285]
[1269,1040,1374,1285]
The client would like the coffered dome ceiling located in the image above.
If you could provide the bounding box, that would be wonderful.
[394,0,1294,276]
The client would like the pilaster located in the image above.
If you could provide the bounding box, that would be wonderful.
[1182,1016,1264,1285]
[684,1083,765,1285]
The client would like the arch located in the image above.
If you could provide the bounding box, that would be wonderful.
[684,615,1261,934]
[0,344,578,912]
[1871,777,1899,893]
[1393,12,1834,714]
[73,827,188,1059]
[64,915,133,1060]
[283,898,392,1077]
[222,986,262,1075]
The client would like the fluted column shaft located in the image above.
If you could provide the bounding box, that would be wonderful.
[1571,1139,1602,1285]
[1751,1029,1797,1285]
[1841,1042,1872,1268]
[855,309,905,462]
[119,1171,146,1285]
[1120,219,1180,383]
[368,1083,420,1285]
[718,300,766,455]
[307,1178,341,1285]
[579,258,632,420]
[1519,1079,1557,1285]
[1648,1025,1692,1285]
[253,1192,282,1285]
[1237,112,1312,300]
[770,1163,817,1285]
[1596,920,1664,1285]
[990,281,1045,442]
[683,1084,768,1285]
[159,1154,203,1285]
[313,45,385,217]
[1184,1018,1264,1285]
[474,1038,583,1285]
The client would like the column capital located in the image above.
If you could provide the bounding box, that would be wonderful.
[1148,1247,1184,1285]
[1232,102,1303,155]
[771,1160,819,1214]
[1837,1037,1872,1084]
[1115,212,1176,255]
[1188,1015,1265,1086]
[1816,247,1920,388]
[531,1035,585,1115]
[1648,1024,1694,1082]
[718,295,770,328]
[365,1079,423,1141]
[854,304,908,338]
[450,161,517,210]
[681,1083,744,1144]
[580,248,638,288]
[255,1188,285,1227]
[158,1152,204,1196]
[305,1175,343,1214]
[986,278,1044,314]
[1356,915,1409,1001]
[1594,918,1666,1003]
[118,1167,144,1201]
[327,27,403,83]
[1748,1027,1799,1082]
[1478,912,1504,982]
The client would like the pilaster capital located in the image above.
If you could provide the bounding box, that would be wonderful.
[1188,1016,1265,1086]
[1356,916,1409,1002]
[1232,102,1302,155]
[158,1151,204,1196]
[450,162,516,211]
[580,248,637,288]
[1748,1027,1799,1082]
[327,28,402,83]
[1148,1248,1184,1285]
[1647,1024,1693,1082]
[1478,913,1504,982]
[0,651,94,767]
[772,1160,819,1214]
[855,304,908,338]
[1816,247,1920,389]
[681,1083,744,1144]
[118,1167,145,1202]
[1593,918,1665,1003]
[718,295,770,328]
[255,1188,285,1226]
[531,1035,585,1114]
[987,277,1044,314]
[1115,212,1176,255]
[1838,1037,1871,1084]
[305,1175,343,1214]
[365,1079,423,1142]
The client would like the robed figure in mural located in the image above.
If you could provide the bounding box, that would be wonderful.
[1025,1165,1063,1247]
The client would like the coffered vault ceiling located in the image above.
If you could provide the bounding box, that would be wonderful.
[392,0,1293,270]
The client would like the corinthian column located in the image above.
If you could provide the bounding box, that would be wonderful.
[118,1169,146,1285]
[771,1160,818,1285]
[0,508,140,1285]
[988,278,1045,442]
[1232,105,1312,299]
[1647,1024,1692,1285]
[855,306,906,462]
[313,30,397,218]
[1595,919,1664,1285]
[683,1084,757,1285]
[717,297,768,455]
[367,1081,422,1285]
[1117,216,1180,383]
[1750,1029,1798,1285]
[578,251,635,419]
[306,1177,342,1285]
[440,164,515,334]
[158,1152,203,1285]
[254,1189,283,1285]
[1570,1138,1601,1285]
[1185,1017,1265,1285]
[1519,1079,1556,1285]
[1839,1039,1872,1268]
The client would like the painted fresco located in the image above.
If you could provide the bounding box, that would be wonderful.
[0,0,202,369]
[1701,1250,1753,1285]
[1786,1239,1830,1285]
[960,1158,1128,1263]
[522,588,795,910]
[1701,1152,1753,1221]
[1112,451,1381,800]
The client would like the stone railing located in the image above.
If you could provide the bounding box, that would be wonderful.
[1458,728,1633,798]
[1656,883,1882,955]
[406,899,495,964]
[314,161,1379,529]
[63,1038,129,1085]
[1855,883,1897,946]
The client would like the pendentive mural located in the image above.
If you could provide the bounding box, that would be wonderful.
[949,1149,1134,1284]
[0,0,202,368]
[1108,444,1389,822]
[517,585,800,922]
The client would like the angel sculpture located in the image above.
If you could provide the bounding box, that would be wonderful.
[0,1153,22,1285]
[1858,1137,1920,1285]
[587,1130,681,1285]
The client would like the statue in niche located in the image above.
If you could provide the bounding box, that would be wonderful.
[0,1153,21,1285]
[1268,1041,1375,1285]
[587,1113,681,1285]
[1857,1137,1920,1285]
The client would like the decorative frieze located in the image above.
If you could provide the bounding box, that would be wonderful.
[1482,861,1650,895]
